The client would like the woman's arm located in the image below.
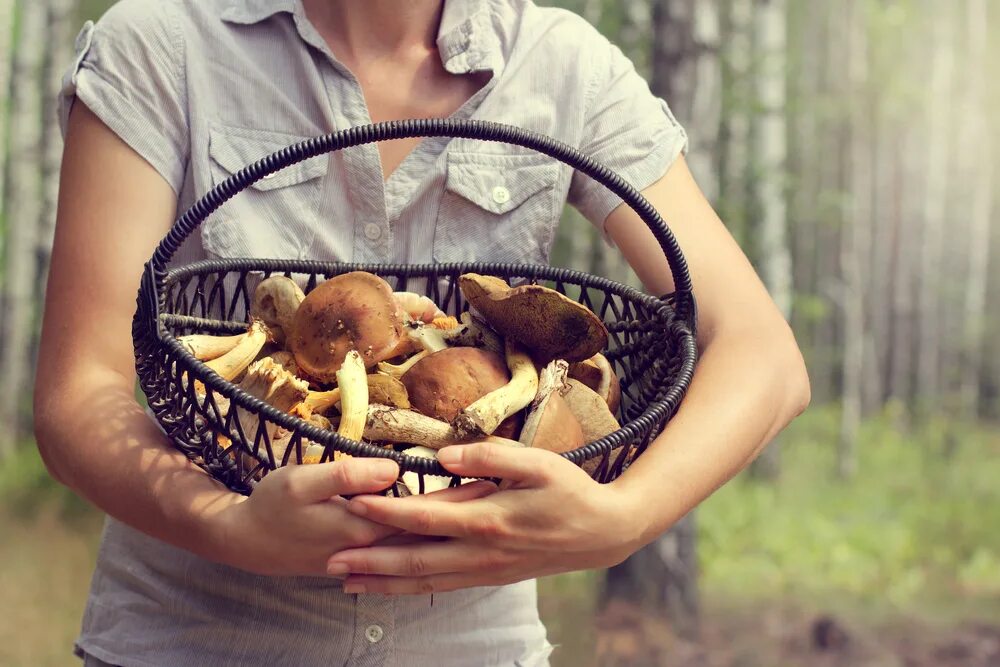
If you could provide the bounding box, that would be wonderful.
[325,155,810,593]
[33,103,461,576]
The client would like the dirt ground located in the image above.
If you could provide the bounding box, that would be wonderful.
[545,598,1000,667]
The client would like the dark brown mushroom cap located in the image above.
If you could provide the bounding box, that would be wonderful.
[289,271,405,382]
[458,274,608,363]
[562,378,625,476]
[401,347,523,439]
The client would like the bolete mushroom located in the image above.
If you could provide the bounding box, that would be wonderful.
[178,331,247,361]
[402,347,523,440]
[562,378,626,476]
[518,360,585,454]
[568,353,621,415]
[334,349,368,443]
[251,276,305,345]
[289,271,406,382]
[458,273,608,363]
[452,339,539,438]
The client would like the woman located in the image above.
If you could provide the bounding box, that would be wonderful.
[35,0,810,665]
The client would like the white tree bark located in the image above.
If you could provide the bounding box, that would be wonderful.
[0,0,16,221]
[915,5,955,408]
[838,0,870,479]
[0,0,47,457]
[959,0,992,418]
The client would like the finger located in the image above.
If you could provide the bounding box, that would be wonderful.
[420,480,498,502]
[436,442,557,484]
[340,572,517,596]
[346,494,502,539]
[327,541,508,577]
[277,458,399,504]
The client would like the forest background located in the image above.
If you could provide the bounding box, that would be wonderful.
[0,1,997,665]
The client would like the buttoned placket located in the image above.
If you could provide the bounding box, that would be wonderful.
[348,593,396,666]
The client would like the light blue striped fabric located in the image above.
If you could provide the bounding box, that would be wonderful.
[60,0,687,665]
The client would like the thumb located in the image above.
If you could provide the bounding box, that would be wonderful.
[272,458,400,504]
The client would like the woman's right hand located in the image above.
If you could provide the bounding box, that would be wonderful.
[211,458,494,577]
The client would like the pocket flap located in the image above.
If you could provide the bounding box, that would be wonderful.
[208,125,328,191]
[444,151,558,214]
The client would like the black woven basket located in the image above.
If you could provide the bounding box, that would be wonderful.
[132,119,698,495]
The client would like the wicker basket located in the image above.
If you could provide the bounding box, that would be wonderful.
[132,119,698,495]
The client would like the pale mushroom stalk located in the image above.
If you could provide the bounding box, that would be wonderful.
[518,360,584,452]
[251,276,305,345]
[452,340,539,438]
[377,350,428,378]
[335,350,368,442]
[365,405,523,450]
[297,373,410,417]
[203,321,269,382]
[178,331,246,361]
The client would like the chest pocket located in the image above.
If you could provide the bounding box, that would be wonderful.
[434,150,560,265]
[202,124,328,261]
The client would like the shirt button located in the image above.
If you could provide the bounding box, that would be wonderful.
[365,624,384,644]
[492,185,511,204]
[364,223,382,241]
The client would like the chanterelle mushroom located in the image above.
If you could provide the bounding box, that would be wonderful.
[233,357,309,456]
[459,273,608,363]
[402,347,523,440]
[289,271,406,382]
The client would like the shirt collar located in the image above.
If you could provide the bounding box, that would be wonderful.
[221,0,502,76]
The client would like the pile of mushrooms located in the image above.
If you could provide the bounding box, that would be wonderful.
[179,271,626,493]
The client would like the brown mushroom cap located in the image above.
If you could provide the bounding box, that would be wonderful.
[289,271,405,382]
[458,274,608,363]
[520,393,585,454]
[402,347,523,439]
[563,378,626,476]
[568,353,621,415]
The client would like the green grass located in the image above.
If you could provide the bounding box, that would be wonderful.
[697,406,1000,620]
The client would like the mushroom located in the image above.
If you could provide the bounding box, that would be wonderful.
[334,349,368,443]
[401,347,523,440]
[452,339,539,438]
[297,373,410,416]
[233,357,310,454]
[377,350,429,378]
[568,353,621,415]
[364,404,524,450]
[178,331,247,361]
[444,311,503,355]
[251,276,305,345]
[289,271,406,382]
[266,350,300,376]
[192,321,270,394]
[518,360,585,454]
[458,273,608,363]
[562,378,626,476]
[394,291,446,323]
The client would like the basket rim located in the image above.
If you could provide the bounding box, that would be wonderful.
[149,259,697,478]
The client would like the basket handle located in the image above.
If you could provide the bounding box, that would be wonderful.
[147,118,695,321]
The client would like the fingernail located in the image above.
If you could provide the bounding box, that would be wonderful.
[327,561,349,575]
[343,583,366,594]
[347,499,368,516]
[437,447,462,466]
[371,460,399,483]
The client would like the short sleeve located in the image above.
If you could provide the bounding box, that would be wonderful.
[568,38,688,232]
[59,0,189,193]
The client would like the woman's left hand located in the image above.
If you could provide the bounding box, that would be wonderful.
[325,442,648,594]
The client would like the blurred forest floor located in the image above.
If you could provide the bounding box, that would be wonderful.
[2,407,998,667]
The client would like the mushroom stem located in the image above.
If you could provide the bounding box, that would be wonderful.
[297,373,410,417]
[444,312,503,354]
[365,405,523,450]
[178,332,246,361]
[335,350,368,442]
[251,276,305,345]
[377,350,428,378]
[203,321,269,382]
[518,360,584,454]
[452,340,539,438]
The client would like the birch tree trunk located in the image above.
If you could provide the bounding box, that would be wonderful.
[718,0,752,247]
[0,0,16,220]
[748,0,789,479]
[838,0,869,479]
[915,4,955,412]
[959,0,992,419]
[599,0,720,638]
[0,0,47,456]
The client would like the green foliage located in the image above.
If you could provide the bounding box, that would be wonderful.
[698,406,1000,616]
[0,444,93,523]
